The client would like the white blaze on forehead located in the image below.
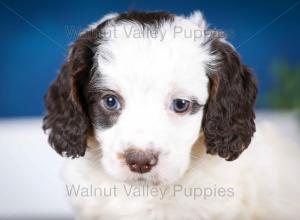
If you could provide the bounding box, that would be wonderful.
[94,14,213,103]
[96,14,213,101]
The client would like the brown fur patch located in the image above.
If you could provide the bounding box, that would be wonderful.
[202,39,257,161]
[209,74,220,98]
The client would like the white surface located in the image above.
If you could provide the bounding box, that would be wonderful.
[0,118,73,219]
[256,111,300,143]
[0,112,299,218]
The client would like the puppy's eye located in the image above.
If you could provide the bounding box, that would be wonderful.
[102,95,121,111]
[172,99,190,113]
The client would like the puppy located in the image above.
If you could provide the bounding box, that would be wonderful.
[43,11,300,220]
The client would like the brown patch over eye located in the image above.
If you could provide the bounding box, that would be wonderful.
[87,90,123,129]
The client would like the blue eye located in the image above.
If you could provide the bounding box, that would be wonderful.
[172,99,190,113]
[103,95,120,111]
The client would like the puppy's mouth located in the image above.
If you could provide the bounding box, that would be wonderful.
[127,175,161,186]
[123,170,161,186]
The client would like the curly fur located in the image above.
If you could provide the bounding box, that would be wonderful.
[42,30,99,158]
[202,40,257,161]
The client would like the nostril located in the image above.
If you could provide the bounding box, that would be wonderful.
[125,149,158,174]
[129,163,138,170]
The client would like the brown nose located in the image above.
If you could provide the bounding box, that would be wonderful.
[125,149,158,173]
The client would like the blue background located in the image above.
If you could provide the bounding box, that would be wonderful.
[1,0,299,117]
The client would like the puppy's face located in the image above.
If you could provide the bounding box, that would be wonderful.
[43,11,257,184]
[92,22,210,184]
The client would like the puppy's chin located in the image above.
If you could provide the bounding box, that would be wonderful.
[105,167,182,186]
[124,169,189,186]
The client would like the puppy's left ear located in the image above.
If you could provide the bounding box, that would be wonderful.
[202,40,258,161]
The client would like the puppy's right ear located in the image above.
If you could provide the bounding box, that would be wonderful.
[43,14,118,158]
[43,32,97,158]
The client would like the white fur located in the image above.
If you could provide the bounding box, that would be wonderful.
[188,11,207,29]
[63,12,300,220]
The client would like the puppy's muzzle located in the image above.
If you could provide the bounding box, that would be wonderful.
[125,149,158,173]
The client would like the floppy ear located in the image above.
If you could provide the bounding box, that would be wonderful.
[202,40,257,161]
[43,32,97,158]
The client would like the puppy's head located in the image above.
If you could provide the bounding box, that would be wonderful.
[43,11,257,184]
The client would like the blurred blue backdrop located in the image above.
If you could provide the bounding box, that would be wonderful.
[0,0,299,117]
